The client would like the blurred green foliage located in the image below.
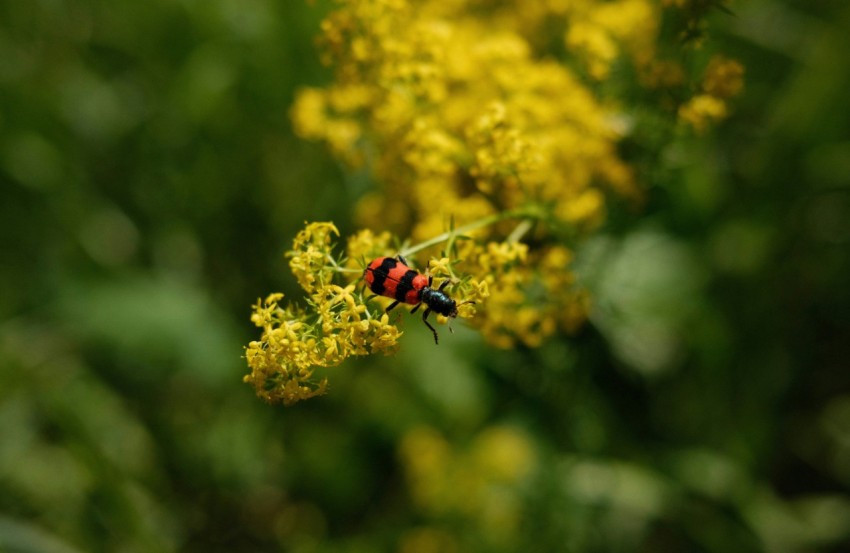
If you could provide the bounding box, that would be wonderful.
[1,1,849,552]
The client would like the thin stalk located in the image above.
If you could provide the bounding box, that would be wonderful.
[507,219,534,243]
[326,254,362,274]
[399,207,543,258]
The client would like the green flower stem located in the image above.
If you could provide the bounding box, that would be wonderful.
[326,254,362,274]
[507,219,534,243]
[400,207,544,258]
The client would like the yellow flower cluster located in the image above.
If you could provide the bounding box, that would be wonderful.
[244,222,404,405]
[565,0,660,80]
[245,221,491,404]
[398,425,537,548]
[293,0,643,238]
[679,55,745,132]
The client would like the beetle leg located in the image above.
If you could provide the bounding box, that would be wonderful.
[438,279,450,292]
[385,300,400,313]
[422,307,439,344]
[410,302,422,315]
[397,254,410,267]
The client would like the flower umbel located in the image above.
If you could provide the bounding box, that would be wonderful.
[244,222,407,405]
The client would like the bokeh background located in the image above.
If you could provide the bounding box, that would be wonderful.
[2,1,850,552]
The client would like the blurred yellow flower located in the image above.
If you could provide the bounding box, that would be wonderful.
[398,424,537,545]
[703,55,745,99]
[679,94,728,133]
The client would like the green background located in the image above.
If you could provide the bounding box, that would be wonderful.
[1,0,849,551]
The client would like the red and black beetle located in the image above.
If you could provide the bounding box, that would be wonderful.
[363,255,474,344]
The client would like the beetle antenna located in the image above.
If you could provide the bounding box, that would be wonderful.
[448,300,476,334]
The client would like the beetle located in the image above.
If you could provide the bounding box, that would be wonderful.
[363,255,474,344]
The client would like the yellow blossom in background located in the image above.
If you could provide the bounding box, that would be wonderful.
[566,0,659,79]
[398,425,537,547]
[703,55,745,98]
[293,0,642,239]
[566,21,620,80]
[678,55,744,132]
[679,94,728,132]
